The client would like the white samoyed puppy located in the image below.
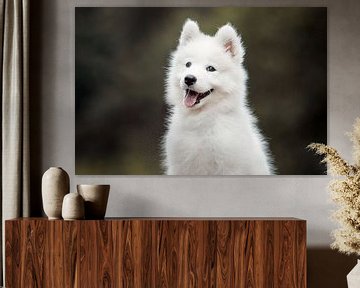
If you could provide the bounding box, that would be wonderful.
[163,19,274,175]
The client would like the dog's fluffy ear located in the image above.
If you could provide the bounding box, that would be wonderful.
[179,19,200,46]
[215,24,245,62]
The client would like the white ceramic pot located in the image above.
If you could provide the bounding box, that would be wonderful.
[62,192,85,220]
[42,167,70,219]
[347,259,360,288]
[77,184,110,219]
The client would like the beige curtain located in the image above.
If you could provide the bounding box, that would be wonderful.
[0,0,30,284]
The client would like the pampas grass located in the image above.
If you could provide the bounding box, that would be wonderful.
[308,118,360,256]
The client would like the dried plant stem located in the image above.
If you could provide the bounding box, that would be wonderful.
[350,118,360,167]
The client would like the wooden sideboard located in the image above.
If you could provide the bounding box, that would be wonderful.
[5,218,306,287]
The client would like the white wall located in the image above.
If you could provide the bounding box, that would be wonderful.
[35,0,360,247]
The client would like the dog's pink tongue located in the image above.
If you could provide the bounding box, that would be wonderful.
[184,91,198,108]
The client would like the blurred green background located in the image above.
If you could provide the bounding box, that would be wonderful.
[75,7,327,175]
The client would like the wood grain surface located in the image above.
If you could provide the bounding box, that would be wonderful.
[5,218,306,287]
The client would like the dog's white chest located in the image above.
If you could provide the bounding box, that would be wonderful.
[165,113,261,175]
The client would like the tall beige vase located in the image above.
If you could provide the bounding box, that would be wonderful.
[42,167,70,219]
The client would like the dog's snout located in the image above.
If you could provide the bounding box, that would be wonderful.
[184,75,197,86]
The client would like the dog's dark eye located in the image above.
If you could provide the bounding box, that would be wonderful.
[186,62,192,68]
[206,65,216,72]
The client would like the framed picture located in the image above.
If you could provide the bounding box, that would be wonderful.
[75,7,327,175]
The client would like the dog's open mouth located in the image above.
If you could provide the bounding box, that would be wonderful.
[184,89,214,108]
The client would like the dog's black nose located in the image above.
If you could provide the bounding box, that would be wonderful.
[184,75,197,86]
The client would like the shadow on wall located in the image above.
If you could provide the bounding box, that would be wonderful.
[308,248,357,287]
[108,192,183,217]
[29,0,47,216]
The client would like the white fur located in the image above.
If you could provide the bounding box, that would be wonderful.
[163,19,274,175]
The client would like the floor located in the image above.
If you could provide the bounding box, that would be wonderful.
[308,248,357,287]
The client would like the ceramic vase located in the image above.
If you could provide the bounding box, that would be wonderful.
[347,259,360,288]
[62,192,85,220]
[77,184,110,219]
[42,167,70,219]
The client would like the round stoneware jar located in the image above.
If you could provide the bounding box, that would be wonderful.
[62,192,85,220]
[42,167,70,219]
